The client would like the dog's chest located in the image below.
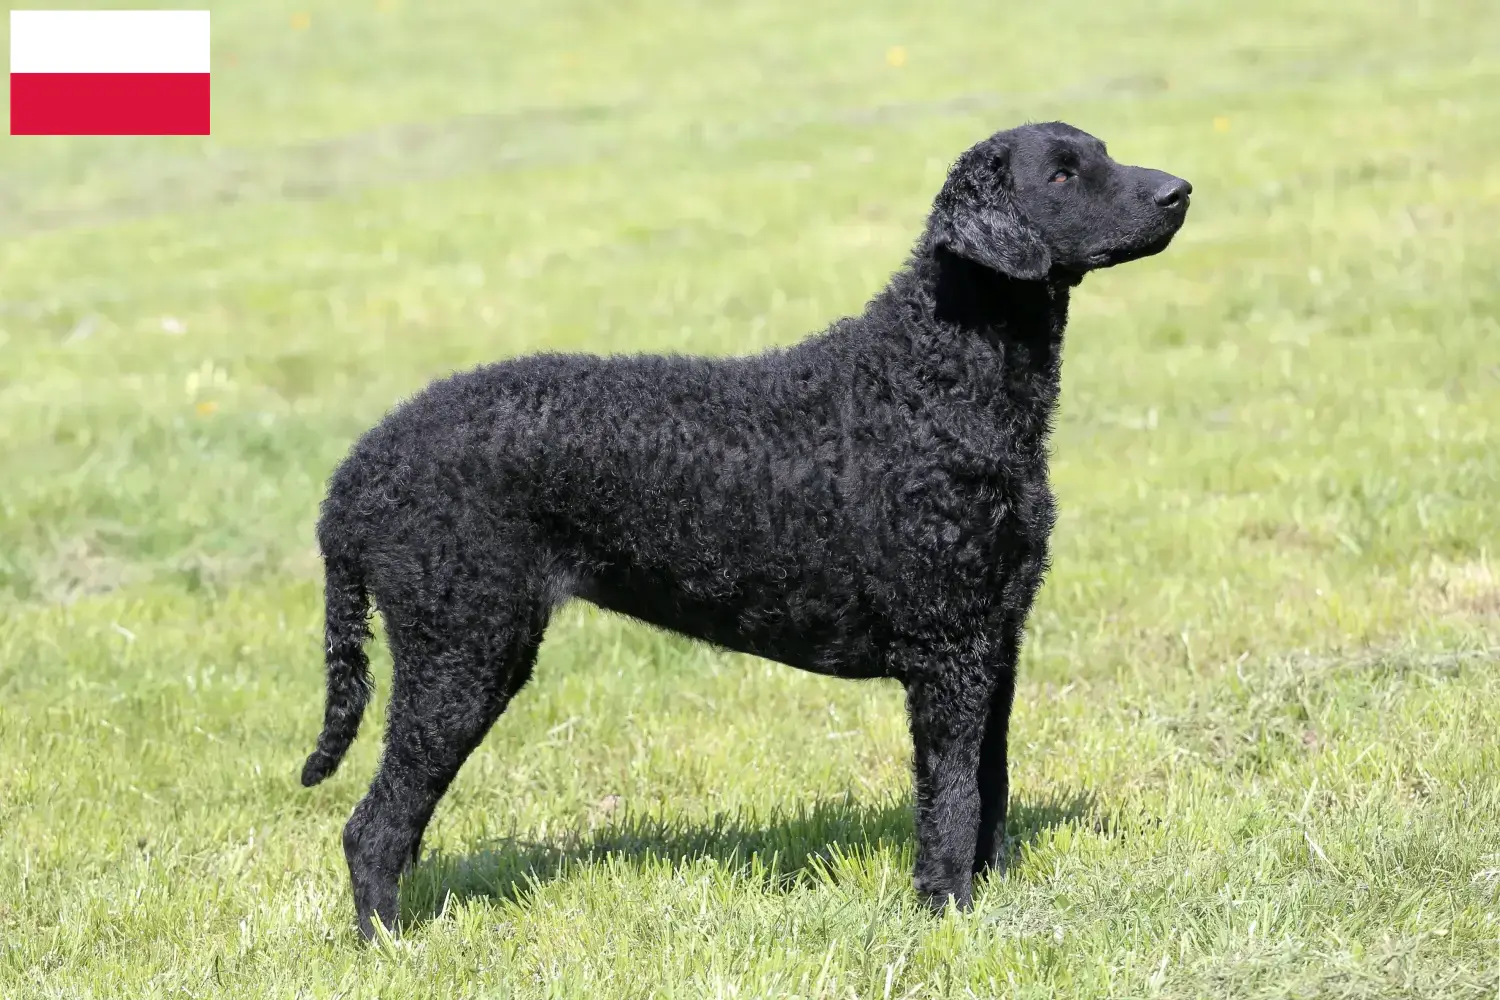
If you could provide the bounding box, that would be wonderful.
[882,377,1059,605]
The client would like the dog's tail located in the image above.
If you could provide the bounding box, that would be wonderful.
[301,541,373,787]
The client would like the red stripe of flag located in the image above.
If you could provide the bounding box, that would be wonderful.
[11,73,210,136]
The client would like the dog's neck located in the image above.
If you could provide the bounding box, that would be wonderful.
[855,246,1071,448]
[876,246,1070,367]
[925,249,1070,342]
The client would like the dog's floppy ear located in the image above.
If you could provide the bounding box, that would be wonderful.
[929,140,1051,280]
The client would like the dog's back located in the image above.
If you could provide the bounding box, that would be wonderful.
[321,325,915,676]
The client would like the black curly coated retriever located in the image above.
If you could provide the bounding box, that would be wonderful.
[302,121,1191,938]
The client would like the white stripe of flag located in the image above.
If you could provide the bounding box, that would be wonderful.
[11,10,210,73]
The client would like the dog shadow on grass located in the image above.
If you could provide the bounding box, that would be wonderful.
[398,789,1095,928]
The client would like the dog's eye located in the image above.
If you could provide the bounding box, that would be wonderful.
[1050,169,1073,184]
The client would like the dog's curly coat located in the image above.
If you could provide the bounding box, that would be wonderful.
[303,121,1191,938]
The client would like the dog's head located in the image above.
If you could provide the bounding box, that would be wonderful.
[928,121,1190,282]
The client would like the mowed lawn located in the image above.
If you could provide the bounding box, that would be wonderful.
[2,0,1499,996]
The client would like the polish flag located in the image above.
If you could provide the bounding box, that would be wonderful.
[10,10,210,135]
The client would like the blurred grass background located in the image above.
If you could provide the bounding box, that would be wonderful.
[1,1,1497,996]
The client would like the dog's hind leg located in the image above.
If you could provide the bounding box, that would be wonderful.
[397,632,540,873]
[342,594,545,941]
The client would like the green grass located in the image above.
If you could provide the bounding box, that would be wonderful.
[2,0,1499,995]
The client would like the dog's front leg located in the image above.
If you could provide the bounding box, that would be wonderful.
[904,666,997,913]
[973,619,1022,877]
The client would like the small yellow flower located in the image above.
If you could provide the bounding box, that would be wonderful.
[1213,116,1230,133]
[290,12,311,31]
[196,400,219,417]
[886,45,907,68]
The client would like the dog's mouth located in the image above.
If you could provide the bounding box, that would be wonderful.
[1086,225,1182,270]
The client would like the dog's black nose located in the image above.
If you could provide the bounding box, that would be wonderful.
[1154,178,1192,209]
